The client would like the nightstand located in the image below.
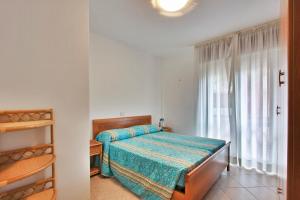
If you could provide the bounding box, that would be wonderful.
[90,140,102,176]
[162,127,172,132]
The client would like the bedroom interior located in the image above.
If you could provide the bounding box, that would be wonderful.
[0,0,299,200]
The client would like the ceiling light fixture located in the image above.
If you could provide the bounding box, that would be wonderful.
[151,0,196,17]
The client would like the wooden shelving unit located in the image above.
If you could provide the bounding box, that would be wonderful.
[0,109,56,200]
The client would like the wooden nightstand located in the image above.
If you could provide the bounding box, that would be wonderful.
[90,140,102,176]
[162,127,172,132]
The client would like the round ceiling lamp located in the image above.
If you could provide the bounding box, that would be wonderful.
[151,0,196,17]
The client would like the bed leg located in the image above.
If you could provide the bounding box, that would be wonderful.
[227,145,230,171]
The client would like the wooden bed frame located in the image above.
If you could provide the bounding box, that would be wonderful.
[93,115,230,200]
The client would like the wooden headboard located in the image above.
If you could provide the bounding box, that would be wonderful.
[92,115,152,139]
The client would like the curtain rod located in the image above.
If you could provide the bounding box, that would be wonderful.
[194,19,280,47]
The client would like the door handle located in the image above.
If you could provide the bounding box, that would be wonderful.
[276,106,281,116]
[279,70,285,87]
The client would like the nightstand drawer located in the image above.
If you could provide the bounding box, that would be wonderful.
[90,145,102,156]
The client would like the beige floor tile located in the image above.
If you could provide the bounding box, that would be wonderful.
[262,175,278,187]
[222,166,241,176]
[268,187,286,200]
[247,187,278,200]
[222,187,256,200]
[203,186,230,200]
[214,175,243,189]
[234,174,268,187]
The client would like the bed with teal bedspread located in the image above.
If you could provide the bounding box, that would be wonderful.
[96,125,225,200]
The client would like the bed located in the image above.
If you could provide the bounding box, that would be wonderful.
[93,115,230,200]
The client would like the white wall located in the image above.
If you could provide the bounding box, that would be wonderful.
[89,33,162,131]
[0,1,90,200]
[161,47,197,135]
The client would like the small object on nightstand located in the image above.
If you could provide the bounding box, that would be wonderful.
[162,126,172,132]
[159,118,165,130]
[90,140,102,176]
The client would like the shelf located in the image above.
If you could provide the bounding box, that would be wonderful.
[0,154,55,187]
[25,189,55,200]
[0,120,54,133]
[0,178,55,199]
[90,167,100,176]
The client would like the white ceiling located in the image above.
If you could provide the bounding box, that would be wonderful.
[90,0,281,56]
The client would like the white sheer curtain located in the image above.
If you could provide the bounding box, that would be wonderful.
[195,36,234,141]
[196,22,280,174]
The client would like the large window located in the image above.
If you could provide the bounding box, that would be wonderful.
[196,21,280,174]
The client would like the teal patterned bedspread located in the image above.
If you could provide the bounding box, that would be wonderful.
[96,125,225,200]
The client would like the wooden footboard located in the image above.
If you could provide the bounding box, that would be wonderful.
[172,142,230,200]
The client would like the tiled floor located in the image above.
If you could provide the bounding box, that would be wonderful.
[203,166,281,200]
[91,166,283,200]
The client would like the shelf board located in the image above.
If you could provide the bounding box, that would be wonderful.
[25,189,55,200]
[90,167,100,176]
[0,154,55,187]
[0,120,53,133]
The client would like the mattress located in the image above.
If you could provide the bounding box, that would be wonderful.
[111,132,225,188]
[97,127,225,200]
